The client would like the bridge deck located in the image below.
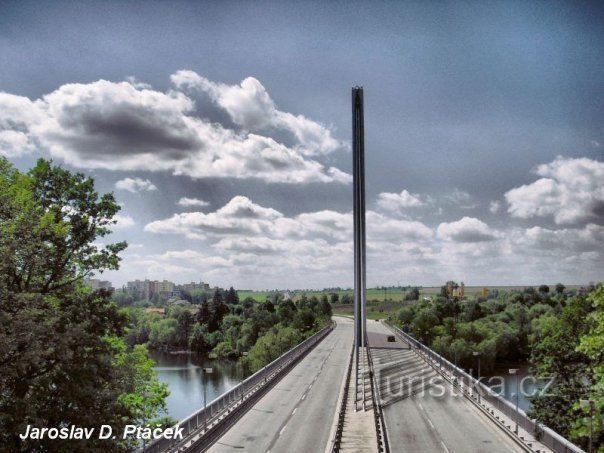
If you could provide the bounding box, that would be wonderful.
[208,317,353,453]
[367,319,524,453]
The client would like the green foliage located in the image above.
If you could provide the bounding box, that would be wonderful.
[0,158,165,451]
[245,326,304,372]
[574,285,604,451]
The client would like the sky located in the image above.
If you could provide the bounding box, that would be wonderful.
[1,0,603,289]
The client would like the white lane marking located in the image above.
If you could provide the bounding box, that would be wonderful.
[427,419,435,429]
[279,426,286,436]
[417,402,425,411]
[441,441,450,453]
[292,408,297,415]
[301,393,306,400]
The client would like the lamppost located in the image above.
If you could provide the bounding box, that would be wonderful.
[241,352,248,402]
[509,369,519,434]
[424,331,430,361]
[202,367,213,431]
[580,399,595,453]
[473,351,482,403]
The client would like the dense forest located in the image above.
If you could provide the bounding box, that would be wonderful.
[391,284,604,451]
[119,289,332,372]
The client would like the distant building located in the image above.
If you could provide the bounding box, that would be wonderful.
[445,281,465,299]
[179,281,207,293]
[127,279,154,299]
[84,278,113,291]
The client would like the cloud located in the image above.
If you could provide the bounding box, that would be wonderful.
[0,75,349,184]
[178,197,210,208]
[110,192,604,288]
[446,189,478,209]
[489,200,501,214]
[376,190,425,212]
[113,214,136,229]
[437,217,498,242]
[505,156,604,225]
[145,196,283,239]
[171,70,345,156]
[115,177,157,193]
[0,93,42,157]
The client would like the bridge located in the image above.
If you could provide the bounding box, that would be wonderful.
[143,88,584,453]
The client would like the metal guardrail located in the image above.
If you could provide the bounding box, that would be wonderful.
[385,322,584,453]
[332,345,354,452]
[143,321,335,453]
[366,341,390,453]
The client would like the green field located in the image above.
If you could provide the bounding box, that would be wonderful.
[237,285,582,305]
[332,300,407,320]
[238,288,409,303]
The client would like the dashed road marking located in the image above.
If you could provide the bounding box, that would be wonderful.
[292,408,297,415]
[279,426,286,436]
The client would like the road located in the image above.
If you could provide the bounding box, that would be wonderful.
[208,316,353,453]
[367,319,523,453]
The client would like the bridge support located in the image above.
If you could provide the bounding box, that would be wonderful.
[352,86,367,408]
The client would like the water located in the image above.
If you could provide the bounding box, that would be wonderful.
[149,351,245,421]
[485,364,542,412]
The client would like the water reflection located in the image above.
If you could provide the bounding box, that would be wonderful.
[150,351,246,421]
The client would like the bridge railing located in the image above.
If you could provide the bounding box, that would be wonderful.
[366,338,390,453]
[143,321,335,453]
[385,322,584,453]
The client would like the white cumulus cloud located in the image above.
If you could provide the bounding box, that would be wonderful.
[115,177,157,193]
[171,70,346,156]
[178,197,210,208]
[505,156,604,225]
[0,74,349,184]
[377,190,425,212]
[437,217,498,242]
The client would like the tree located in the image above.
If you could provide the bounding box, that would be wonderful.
[575,285,604,451]
[293,309,316,333]
[225,286,239,305]
[0,158,166,451]
[0,158,126,296]
[209,289,229,331]
[197,299,211,325]
[330,293,339,304]
[528,296,593,442]
[539,284,550,294]
[555,283,566,295]
[175,310,193,349]
[341,294,353,304]
[405,287,420,301]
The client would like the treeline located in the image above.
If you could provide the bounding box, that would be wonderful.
[123,290,333,372]
[392,284,603,451]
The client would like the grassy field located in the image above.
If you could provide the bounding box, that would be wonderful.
[332,300,406,320]
[238,288,408,303]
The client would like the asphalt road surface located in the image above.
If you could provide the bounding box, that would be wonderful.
[367,319,523,453]
[209,316,353,453]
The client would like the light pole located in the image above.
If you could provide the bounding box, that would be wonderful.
[509,368,519,434]
[473,351,482,403]
[580,399,594,453]
[202,367,213,431]
[241,352,248,402]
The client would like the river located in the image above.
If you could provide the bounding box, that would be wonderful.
[150,351,245,421]
[485,364,541,412]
